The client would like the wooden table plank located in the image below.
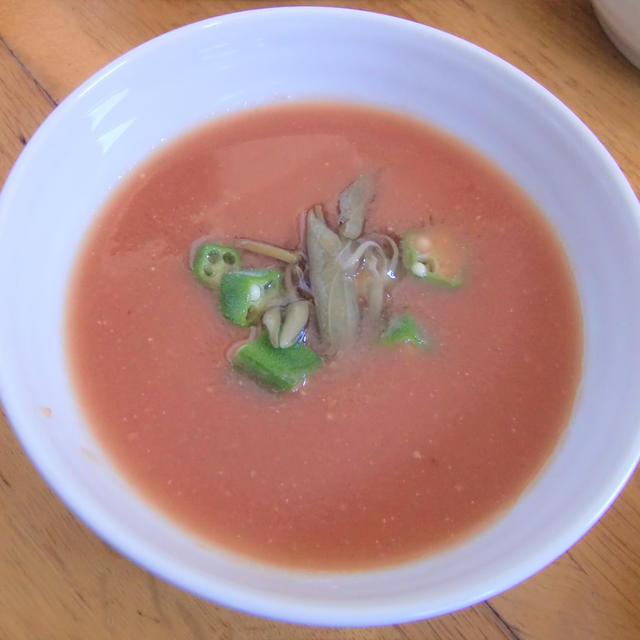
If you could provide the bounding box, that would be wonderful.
[1,2,639,638]
[401,604,517,640]
[0,35,54,181]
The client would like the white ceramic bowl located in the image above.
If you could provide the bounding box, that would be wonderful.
[1,7,640,627]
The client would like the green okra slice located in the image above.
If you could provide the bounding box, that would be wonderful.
[219,269,282,327]
[233,332,322,392]
[379,314,430,348]
[400,227,466,288]
[192,242,242,289]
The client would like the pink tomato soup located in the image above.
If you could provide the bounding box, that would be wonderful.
[67,103,582,570]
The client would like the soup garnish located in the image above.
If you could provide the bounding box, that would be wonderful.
[191,175,459,391]
[191,242,243,289]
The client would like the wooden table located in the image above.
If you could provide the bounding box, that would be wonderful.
[1,1,639,638]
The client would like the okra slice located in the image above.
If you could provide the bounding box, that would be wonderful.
[233,332,322,392]
[219,269,282,327]
[379,314,429,348]
[400,227,466,287]
[192,242,242,289]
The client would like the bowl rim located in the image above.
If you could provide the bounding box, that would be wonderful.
[2,5,640,627]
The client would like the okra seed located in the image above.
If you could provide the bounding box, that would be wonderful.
[206,251,220,264]
[411,262,427,278]
[248,284,262,302]
[223,252,236,265]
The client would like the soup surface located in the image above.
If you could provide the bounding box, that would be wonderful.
[67,102,582,570]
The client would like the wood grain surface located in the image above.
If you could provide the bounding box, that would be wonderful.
[1,1,639,638]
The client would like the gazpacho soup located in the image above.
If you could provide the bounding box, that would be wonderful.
[67,102,582,571]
